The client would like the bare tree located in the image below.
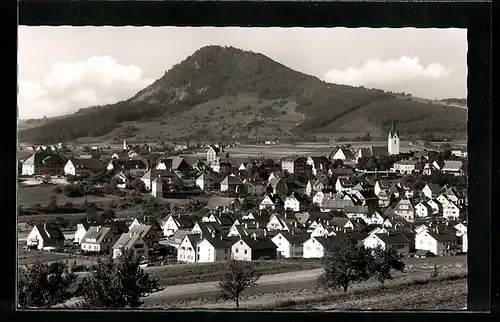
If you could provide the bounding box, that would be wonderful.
[218,259,261,308]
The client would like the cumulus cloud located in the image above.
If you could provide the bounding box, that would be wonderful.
[323,56,453,88]
[18,56,155,119]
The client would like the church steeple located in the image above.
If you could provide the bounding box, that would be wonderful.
[389,117,398,138]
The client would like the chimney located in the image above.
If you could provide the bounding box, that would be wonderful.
[220,235,223,240]
[264,229,267,236]
[129,232,132,238]
[211,231,215,239]
[253,233,258,241]
[178,213,181,219]
[256,222,259,229]
[244,223,248,229]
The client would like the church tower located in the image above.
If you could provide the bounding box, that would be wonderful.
[123,140,127,150]
[388,117,400,155]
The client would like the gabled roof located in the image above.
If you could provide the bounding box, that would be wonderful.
[68,158,104,171]
[375,232,412,245]
[23,152,64,165]
[425,183,442,194]
[221,175,244,186]
[199,236,239,249]
[129,225,156,238]
[142,168,179,180]
[208,145,221,153]
[238,236,278,250]
[207,197,240,207]
[370,146,388,157]
[112,232,144,250]
[81,226,112,244]
[426,230,459,242]
[329,217,352,228]
[34,224,65,242]
[276,231,310,246]
[312,236,343,250]
[330,147,355,160]
[442,160,463,171]
[156,156,191,171]
[109,159,147,170]
[197,173,214,181]
[343,205,369,214]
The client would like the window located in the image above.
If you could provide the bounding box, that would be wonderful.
[197,247,200,252]
[235,249,239,253]
[225,249,228,253]
[244,250,248,254]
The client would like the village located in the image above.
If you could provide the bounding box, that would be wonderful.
[17,119,468,268]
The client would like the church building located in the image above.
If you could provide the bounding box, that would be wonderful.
[388,118,400,155]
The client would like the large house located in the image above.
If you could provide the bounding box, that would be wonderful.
[442,160,464,176]
[243,179,266,195]
[231,236,278,261]
[80,225,121,254]
[414,227,460,256]
[177,234,201,263]
[196,173,215,191]
[195,236,235,263]
[207,145,222,163]
[392,199,416,222]
[63,158,103,176]
[22,152,65,176]
[112,232,149,260]
[271,232,309,258]
[107,159,148,176]
[362,232,412,256]
[391,160,420,174]
[141,169,179,191]
[281,156,311,175]
[259,194,284,211]
[284,193,304,212]
[129,224,160,250]
[354,146,388,161]
[220,175,245,192]
[155,156,192,173]
[335,177,356,193]
[306,156,329,176]
[161,214,194,237]
[26,223,65,251]
[329,147,355,161]
[302,236,342,258]
[422,183,442,199]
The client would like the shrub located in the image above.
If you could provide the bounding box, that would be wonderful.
[71,265,87,272]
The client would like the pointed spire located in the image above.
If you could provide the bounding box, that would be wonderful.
[390,117,398,137]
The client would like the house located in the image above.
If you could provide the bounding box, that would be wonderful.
[80,226,120,254]
[377,190,391,207]
[196,173,215,191]
[155,156,192,173]
[306,156,329,176]
[442,160,464,176]
[141,168,179,191]
[281,156,311,175]
[201,213,234,227]
[112,232,149,259]
[63,159,103,176]
[302,236,342,259]
[238,162,253,172]
[364,211,385,226]
[177,234,201,263]
[427,199,443,215]
[267,172,285,183]
[320,193,348,212]
[161,214,194,237]
[259,194,284,211]
[192,160,211,173]
[129,224,160,250]
[107,159,148,176]
[329,218,355,231]
[231,236,278,261]
[415,201,433,218]
[195,235,236,262]
[422,183,442,199]
[443,202,461,220]
[329,147,355,161]
[335,177,355,193]
[415,227,460,256]
[267,178,288,197]
[266,213,300,231]
[413,150,429,160]
[73,222,91,244]
[391,160,420,174]
[343,205,369,220]
[397,182,415,198]
[206,197,242,213]
[354,146,388,161]
[310,223,337,237]
[436,194,453,208]
[207,145,222,163]
[284,192,304,212]
[393,199,416,222]
[26,223,65,251]
[362,232,412,256]
[220,174,245,192]
[210,158,232,173]
[22,152,65,176]
[243,179,266,195]
[305,179,326,197]
[114,172,133,189]
[312,191,326,204]
[271,232,309,258]
[374,180,392,196]
[451,148,467,158]
[351,190,378,207]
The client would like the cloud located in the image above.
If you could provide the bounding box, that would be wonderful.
[323,56,453,88]
[18,56,155,119]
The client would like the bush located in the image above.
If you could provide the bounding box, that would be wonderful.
[53,186,63,194]
[71,265,87,272]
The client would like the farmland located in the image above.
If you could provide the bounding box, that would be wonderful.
[18,184,120,208]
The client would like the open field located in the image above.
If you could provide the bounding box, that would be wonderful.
[143,257,466,308]
[17,250,99,267]
[146,259,323,287]
[18,184,120,208]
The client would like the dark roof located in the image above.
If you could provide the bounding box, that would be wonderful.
[222,175,244,186]
[343,205,369,214]
[110,159,147,170]
[427,230,459,242]
[277,232,310,246]
[313,236,343,250]
[201,236,239,249]
[207,197,240,207]
[375,232,412,245]
[36,223,65,241]
[208,145,221,153]
[371,146,388,157]
[239,236,278,250]
[69,158,104,171]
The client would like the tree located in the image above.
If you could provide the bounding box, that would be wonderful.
[101,208,116,221]
[218,259,261,308]
[46,195,58,211]
[77,248,162,308]
[131,178,147,193]
[317,237,372,293]
[18,260,77,308]
[367,246,406,285]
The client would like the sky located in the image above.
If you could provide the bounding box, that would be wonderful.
[18,27,467,120]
